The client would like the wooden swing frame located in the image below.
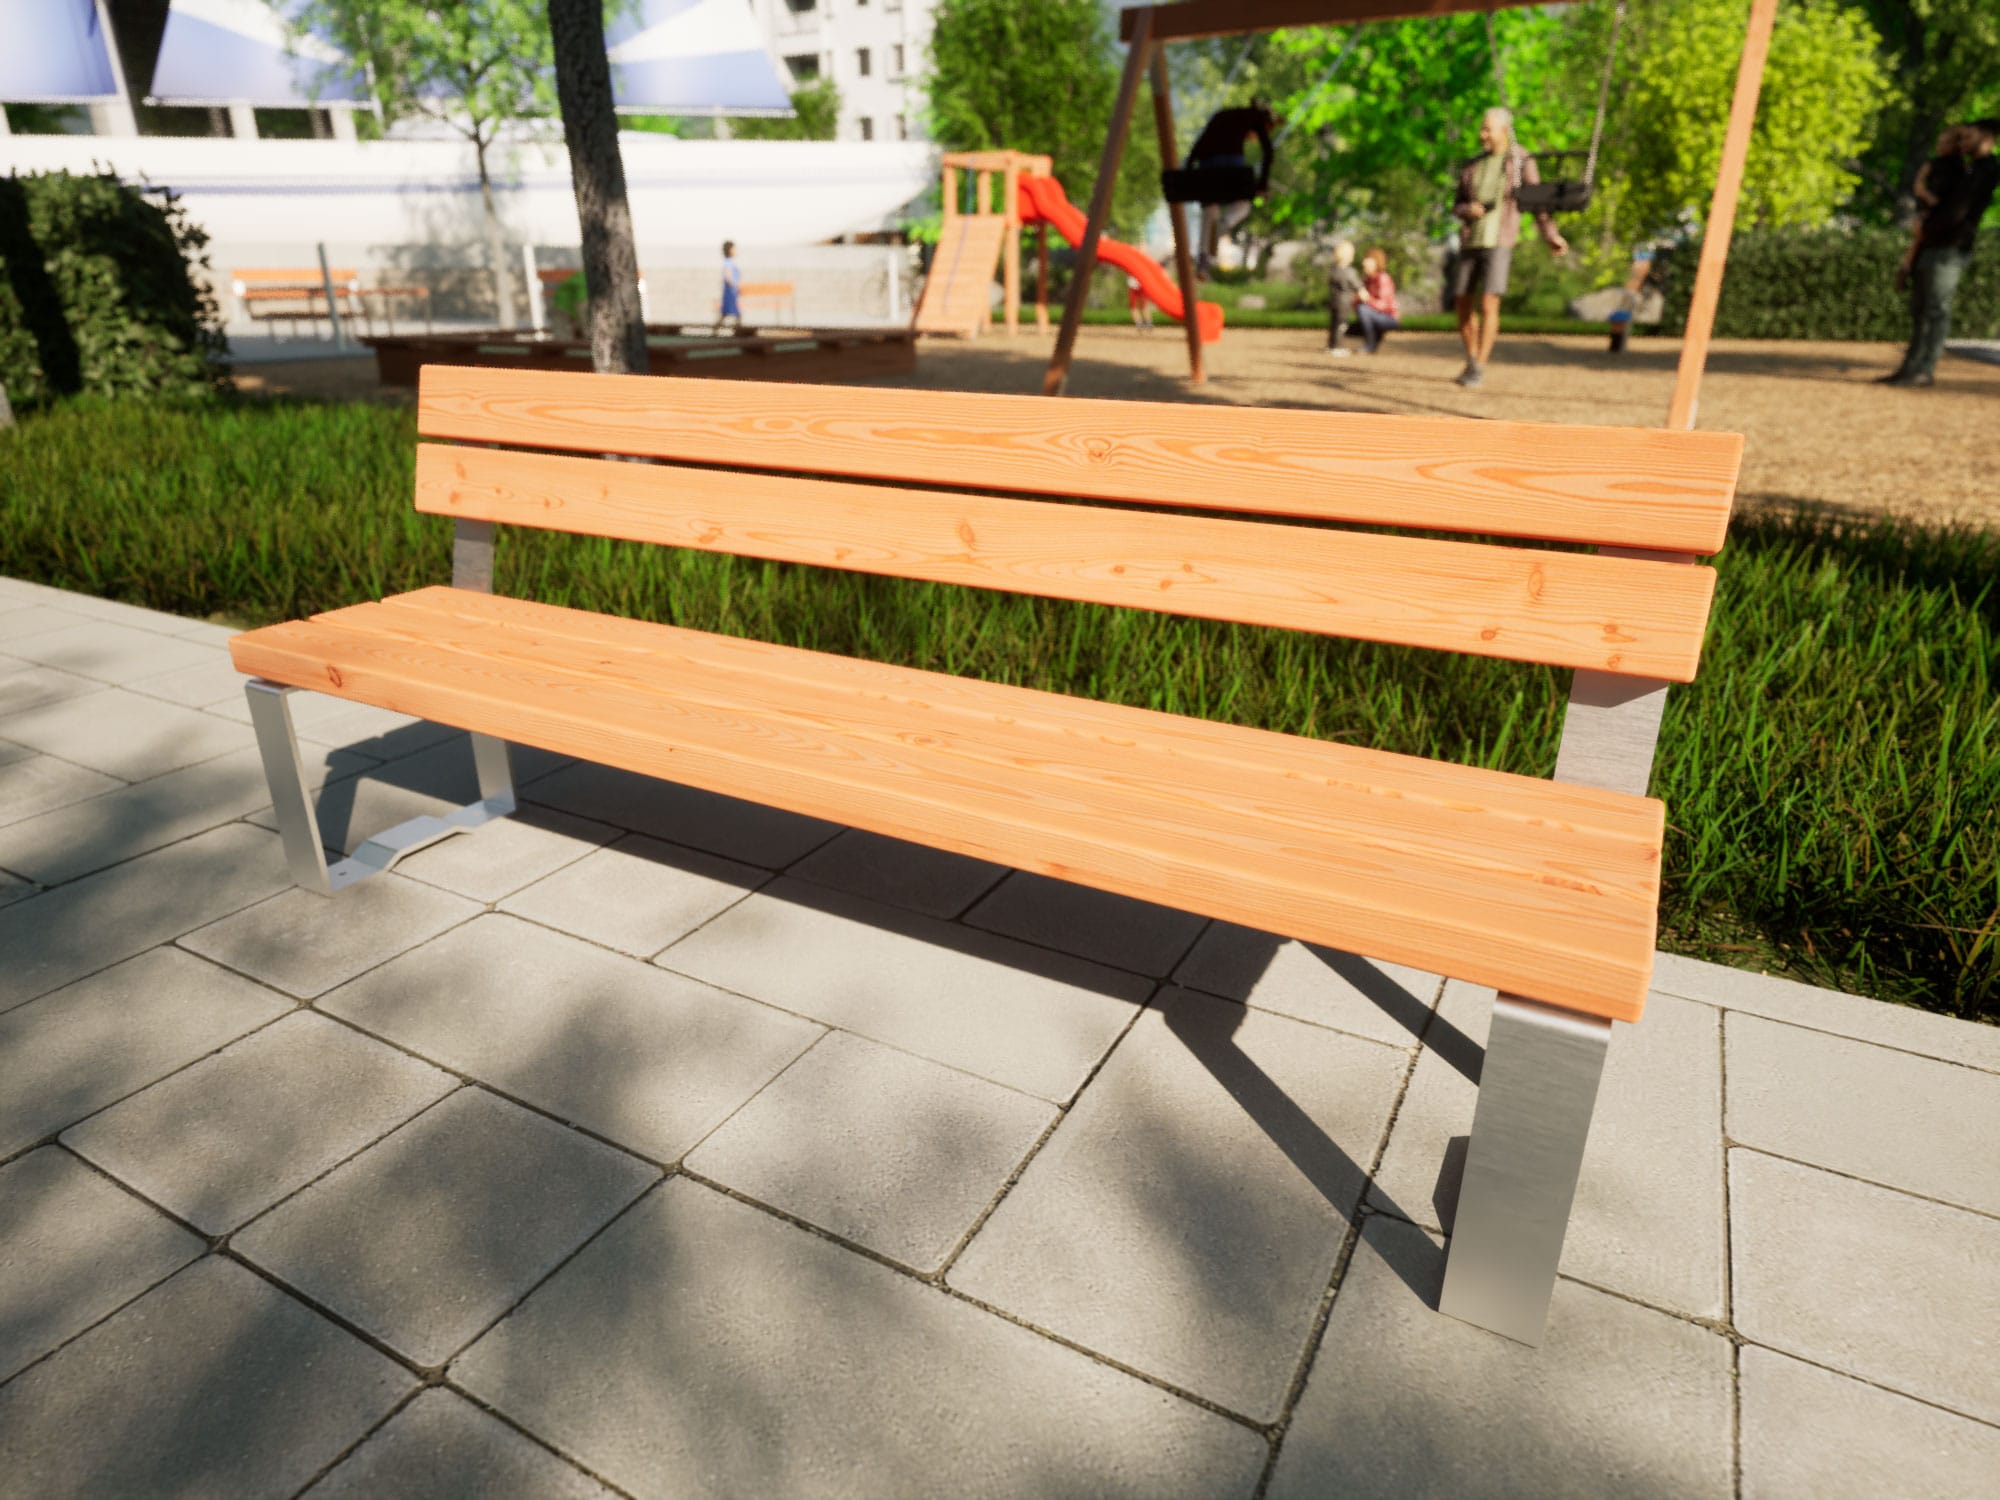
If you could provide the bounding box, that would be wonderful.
[1044,0,1780,434]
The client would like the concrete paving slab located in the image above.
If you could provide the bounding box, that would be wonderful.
[62,1012,458,1234]
[183,874,481,1000]
[0,1256,413,1500]
[163,619,241,646]
[500,833,767,957]
[525,760,842,868]
[0,742,372,887]
[0,662,104,714]
[0,687,249,782]
[687,1031,1057,1273]
[1731,1149,2000,1423]
[2,619,220,685]
[0,606,91,644]
[209,686,459,757]
[235,1088,656,1366]
[0,753,124,828]
[126,657,250,709]
[1174,922,1444,1045]
[0,948,291,1157]
[29,593,208,637]
[1727,1014,2000,1216]
[950,990,1406,1420]
[662,879,1149,1102]
[1740,1345,2000,1500]
[395,804,619,903]
[1264,1215,1732,1500]
[0,872,31,908]
[786,826,1008,918]
[1368,982,1726,1320]
[1653,951,2000,1073]
[963,873,1209,977]
[0,1148,204,1383]
[302,1388,619,1499]
[453,1179,1269,1500]
[0,825,291,1015]
[0,738,30,767]
[321,915,821,1163]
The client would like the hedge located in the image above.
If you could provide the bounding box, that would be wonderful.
[0,169,229,407]
[1656,225,2000,342]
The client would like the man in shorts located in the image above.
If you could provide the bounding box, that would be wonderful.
[1451,107,1567,388]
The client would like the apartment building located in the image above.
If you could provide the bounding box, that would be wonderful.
[753,0,937,144]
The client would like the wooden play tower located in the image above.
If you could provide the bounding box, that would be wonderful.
[914,150,1055,338]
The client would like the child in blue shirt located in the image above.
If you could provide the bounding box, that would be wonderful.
[720,240,742,326]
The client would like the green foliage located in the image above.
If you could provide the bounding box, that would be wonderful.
[0,171,228,408]
[1602,0,1892,238]
[4,396,1995,1017]
[925,0,1160,238]
[733,78,842,141]
[1848,0,2000,218]
[1655,226,2000,338]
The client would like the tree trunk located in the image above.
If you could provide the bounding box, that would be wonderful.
[474,137,516,328]
[548,0,648,375]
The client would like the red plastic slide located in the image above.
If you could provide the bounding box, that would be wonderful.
[1017,174,1225,343]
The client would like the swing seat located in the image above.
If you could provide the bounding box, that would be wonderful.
[1515,179,1595,214]
[1162,162,1261,206]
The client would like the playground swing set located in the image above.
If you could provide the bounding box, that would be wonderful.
[1036,0,1769,419]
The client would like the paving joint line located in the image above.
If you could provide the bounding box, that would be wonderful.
[1724,1141,2000,1224]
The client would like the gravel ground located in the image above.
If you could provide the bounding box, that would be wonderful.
[233,327,2000,530]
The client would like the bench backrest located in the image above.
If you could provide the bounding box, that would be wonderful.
[414,366,1739,684]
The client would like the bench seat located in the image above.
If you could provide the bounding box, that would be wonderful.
[231,584,1665,1022]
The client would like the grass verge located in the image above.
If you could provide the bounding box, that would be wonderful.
[3,396,1994,1021]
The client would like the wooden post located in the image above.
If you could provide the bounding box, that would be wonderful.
[942,164,958,222]
[1666,0,1777,431]
[1149,48,1204,385]
[1004,158,1022,335]
[1036,225,1051,332]
[1043,6,1155,397]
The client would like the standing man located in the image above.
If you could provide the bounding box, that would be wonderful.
[1451,107,1566,388]
[1883,118,1998,388]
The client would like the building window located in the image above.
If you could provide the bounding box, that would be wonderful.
[783,0,816,11]
[891,44,905,76]
[856,48,871,77]
[784,53,819,80]
[858,117,874,141]
[895,114,908,140]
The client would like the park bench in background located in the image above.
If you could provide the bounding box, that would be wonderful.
[719,280,798,325]
[230,268,432,340]
[231,366,1740,1346]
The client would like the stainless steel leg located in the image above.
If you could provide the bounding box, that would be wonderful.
[245,679,334,895]
[1438,994,1612,1346]
[244,677,517,897]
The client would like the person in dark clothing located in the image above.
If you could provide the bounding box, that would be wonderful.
[1186,102,1276,275]
[1882,118,1998,388]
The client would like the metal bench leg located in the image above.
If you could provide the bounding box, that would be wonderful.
[1437,994,1611,1346]
[245,678,517,896]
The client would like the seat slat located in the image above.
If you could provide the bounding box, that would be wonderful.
[232,598,1663,1019]
[415,443,1716,680]
[416,366,1740,552]
[371,587,1661,841]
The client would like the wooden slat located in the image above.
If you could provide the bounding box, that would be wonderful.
[416,366,1741,552]
[414,443,1715,679]
[1127,0,1549,43]
[232,595,1663,1019]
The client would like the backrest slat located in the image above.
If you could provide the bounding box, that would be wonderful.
[417,366,1741,553]
[416,442,1717,680]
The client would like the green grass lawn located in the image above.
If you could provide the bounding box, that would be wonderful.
[4,396,1994,1022]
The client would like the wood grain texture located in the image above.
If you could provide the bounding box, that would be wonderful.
[414,443,1716,679]
[416,366,1741,551]
[230,588,1664,1020]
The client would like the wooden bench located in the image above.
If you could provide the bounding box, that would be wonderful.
[719,280,797,324]
[231,268,431,339]
[231,365,1740,1346]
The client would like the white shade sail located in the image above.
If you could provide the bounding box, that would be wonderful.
[0,0,119,103]
[148,0,365,108]
[606,0,793,116]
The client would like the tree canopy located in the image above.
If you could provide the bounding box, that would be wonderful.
[924,0,1160,237]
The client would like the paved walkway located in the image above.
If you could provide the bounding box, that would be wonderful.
[1,575,1995,1499]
